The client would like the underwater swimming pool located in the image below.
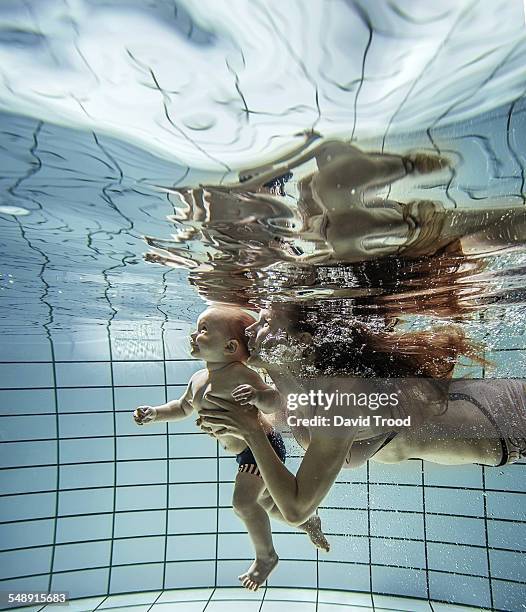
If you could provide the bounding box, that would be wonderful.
[1,1,526,611]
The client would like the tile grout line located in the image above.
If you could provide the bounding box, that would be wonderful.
[157,269,170,593]
[421,460,431,601]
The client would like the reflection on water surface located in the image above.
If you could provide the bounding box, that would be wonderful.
[0,0,525,364]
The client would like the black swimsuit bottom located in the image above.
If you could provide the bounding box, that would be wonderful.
[236,429,287,466]
[448,392,509,467]
[370,431,399,457]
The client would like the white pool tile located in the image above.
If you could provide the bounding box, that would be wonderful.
[155,588,213,603]
[318,590,373,607]
[211,586,264,600]
[94,606,151,612]
[43,596,106,611]
[373,594,433,611]
[318,605,374,612]
[264,587,317,602]
[39,586,495,612]
[431,603,488,612]
[206,600,261,612]
[98,591,161,608]
[260,600,316,612]
[150,603,206,612]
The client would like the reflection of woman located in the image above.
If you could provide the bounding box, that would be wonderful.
[200,305,526,525]
[230,136,526,263]
[145,136,526,308]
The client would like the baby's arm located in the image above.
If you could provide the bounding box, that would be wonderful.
[133,375,195,425]
[231,369,284,414]
[232,385,283,414]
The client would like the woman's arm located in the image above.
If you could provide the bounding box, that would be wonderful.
[247,426,354,525]
[200,394,356,526]
[253,387,284,414]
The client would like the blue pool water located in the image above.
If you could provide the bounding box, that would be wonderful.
[1,2,526,611]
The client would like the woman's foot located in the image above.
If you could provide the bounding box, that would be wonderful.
[238,553,279,591]
[404,153,449,174]
[300,515,330,552]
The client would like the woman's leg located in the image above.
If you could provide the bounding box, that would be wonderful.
[372,398,503,466]
[257,489,330,552]
[448,207,526,255]
[313,149,408,194]
[373,433,503,465]
[311,142,443,188]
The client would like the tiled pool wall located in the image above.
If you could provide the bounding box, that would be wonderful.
[1,324,525,611]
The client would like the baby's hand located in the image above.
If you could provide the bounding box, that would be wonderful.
[133,406,157,426]
[232,384,259,406]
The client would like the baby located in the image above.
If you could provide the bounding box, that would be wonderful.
[133,305,329,591]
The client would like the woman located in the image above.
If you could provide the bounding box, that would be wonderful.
[199,304,526,527]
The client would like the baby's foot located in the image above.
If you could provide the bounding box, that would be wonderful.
[238,553,279,591]
[404,152,449,174]
[301,515,330,552]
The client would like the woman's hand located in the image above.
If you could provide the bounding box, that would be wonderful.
[200,394,263,440]
[195,415,222,438]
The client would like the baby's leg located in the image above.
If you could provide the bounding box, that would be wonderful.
[232,471,279,591]
[257,490,330,552]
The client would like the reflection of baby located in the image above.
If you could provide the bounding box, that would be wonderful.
[133,306,329,591]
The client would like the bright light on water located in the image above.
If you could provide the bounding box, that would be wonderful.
[0,205,31,216]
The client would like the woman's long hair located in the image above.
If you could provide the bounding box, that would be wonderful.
[283,302,488,379]
[318,323,486,378]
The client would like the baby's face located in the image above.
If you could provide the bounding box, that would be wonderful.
[190,309,232,361]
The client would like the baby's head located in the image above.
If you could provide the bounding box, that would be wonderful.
[190,306,256,363]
